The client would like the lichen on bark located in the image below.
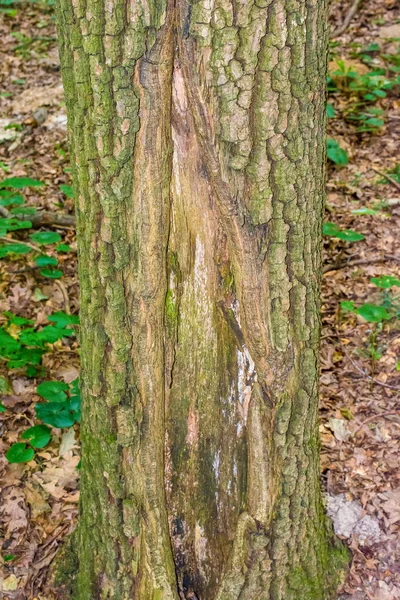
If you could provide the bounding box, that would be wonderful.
[55,0,348,596]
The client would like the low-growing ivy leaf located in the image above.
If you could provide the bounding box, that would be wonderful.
[335,229,365,242]
[48,311,79,328]
[56,243,71,253]
[323,222,365,241]
[3,555,15,562]
[327,138,349,166]
[39,268,63,279]
[4,312,34,325]
[0,329,22,353]
[6,443,35,463]
[370,275,400,289]
[37,380,69,402]
[35,325,74,344]
[29,231,61,245]
[0,194,24,207]
[70,378,80,396]
[10,206,37,216]
[35,255,58,267]
[0,217,32,231]
[340,301,355,312]
[326,103,335,118]
[355,303,391,323]
[2,243,31,255]
[26,365,37,378]
[0,177,43,189]
[21,424,51,448]
[365,117,384,127]
[364,43,380,52]
[352,207,378,215]
[7,348,44,369]
[36,400,77,428]
[323,222,340,236]
[59,184,74,198]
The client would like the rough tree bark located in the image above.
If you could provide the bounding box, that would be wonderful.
[55,0,348,597]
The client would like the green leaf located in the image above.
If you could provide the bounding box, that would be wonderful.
[370,275,400,289]
[340,301,355,312]
[0,177,43,189]
[355,303,391,323]
[326,103,335,118]
[0,194,24,207]
[3,555,15,562]
[56,243,71,253]
[8,348,44,369]
[10,206,37,216]
[36,399,79,428]
[59,184,74,198]
[335,230,365,242]
[29,231,61,245]
[35,255,58,267]
[48,311,79,328]
[364,43,380,52]
[2,243,31,255]
[0,328,22,354]
[351,207,378,215]
[323,222,365,242]
[39,268,63,279]
[4,311,34,325]
[0,403,5,413]
[6,443,35,463]
[21,424,51,448]
[35,325,74,344]
[365,117,384,127]
[26,365,37,378]
[0,217,32,231]
[373,89,387,98]
[37,380,69,402]
[327,138,349,166]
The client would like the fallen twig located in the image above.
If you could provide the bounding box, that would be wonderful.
[1,205,76,228]
[55,279,71,314]
[0,234,42,253]
[354,411,400,435]
[323,255,400,274]
[371,167,400,193]
[344,352,400,391]
[331,0,362,38]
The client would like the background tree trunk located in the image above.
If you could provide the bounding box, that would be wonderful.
[56,0,348,597]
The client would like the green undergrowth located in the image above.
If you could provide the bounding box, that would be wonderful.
[0,175,81,463]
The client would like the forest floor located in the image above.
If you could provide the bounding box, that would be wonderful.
[0,0,399,598]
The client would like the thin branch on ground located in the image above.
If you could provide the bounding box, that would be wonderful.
[344,351,400,391]
[0,235,42,253]
[354,411,400,435]
[323,255,400,274]
[0,204,75,227]
[331,0,363,38]
[55,279,71,314]
[371,167,400,193]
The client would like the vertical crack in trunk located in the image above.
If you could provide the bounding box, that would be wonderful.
[55,0,348,592]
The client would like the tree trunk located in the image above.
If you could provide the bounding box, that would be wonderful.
[56,0,347,597]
